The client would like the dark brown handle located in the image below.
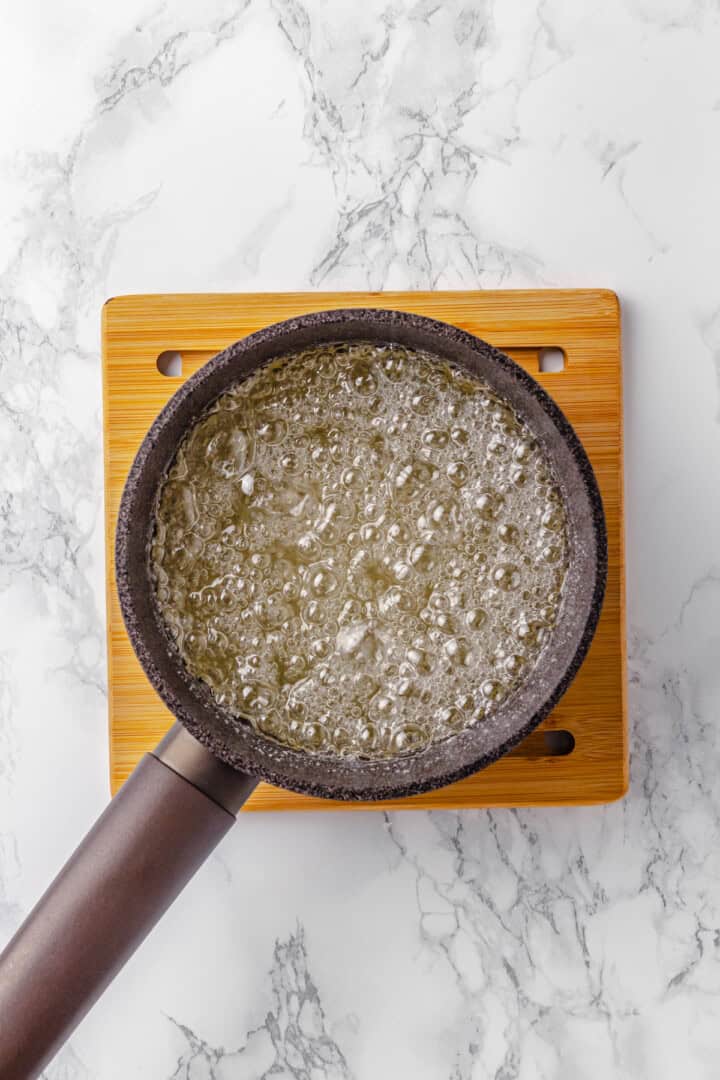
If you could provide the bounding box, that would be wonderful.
[0,741,257,1080]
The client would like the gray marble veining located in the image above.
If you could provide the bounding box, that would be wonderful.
[2,0,719,1076]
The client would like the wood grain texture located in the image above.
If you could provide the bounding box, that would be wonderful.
[102,290,626,809]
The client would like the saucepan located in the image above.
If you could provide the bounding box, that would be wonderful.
[0,309,606,1078]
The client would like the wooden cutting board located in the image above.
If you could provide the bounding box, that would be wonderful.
[102,290,626,809]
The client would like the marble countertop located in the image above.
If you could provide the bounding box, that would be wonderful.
[1,1,718,1077]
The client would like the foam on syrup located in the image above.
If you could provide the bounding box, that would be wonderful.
[151,343,569,759]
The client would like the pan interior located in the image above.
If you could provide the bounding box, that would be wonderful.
[150,342,570,764]
[116,309,606,800]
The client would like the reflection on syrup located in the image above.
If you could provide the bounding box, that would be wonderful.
[151,343,569,759]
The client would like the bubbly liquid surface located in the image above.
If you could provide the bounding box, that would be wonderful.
[151,343,569,759]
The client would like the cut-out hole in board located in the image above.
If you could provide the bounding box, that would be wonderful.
[157,350,183,377]
[538,347,566,373]
[542,729,575,756]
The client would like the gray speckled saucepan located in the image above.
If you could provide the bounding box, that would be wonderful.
[0,309,606,1079]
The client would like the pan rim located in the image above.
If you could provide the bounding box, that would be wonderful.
[115,308,607,801]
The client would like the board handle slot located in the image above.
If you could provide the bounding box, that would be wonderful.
[509,729,575,758]
[156,350,183,377]
[538,347,566,373]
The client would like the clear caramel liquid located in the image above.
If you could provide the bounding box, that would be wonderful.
[151,343,569,759]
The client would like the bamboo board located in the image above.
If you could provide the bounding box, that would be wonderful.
[102,290,626,809]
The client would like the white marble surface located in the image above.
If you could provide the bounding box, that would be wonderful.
[1,0,719,1076]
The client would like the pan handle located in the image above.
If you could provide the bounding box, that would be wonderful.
[0,724,257,1080]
